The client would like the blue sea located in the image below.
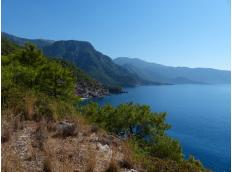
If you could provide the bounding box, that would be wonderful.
[93,84,231,172]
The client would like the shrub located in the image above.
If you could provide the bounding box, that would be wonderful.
[81,102,170,138]
[2,43,79,121]
[23,92,37,120]
[187,155,205,170]
[149,135,183,162]
[2,43,78,106]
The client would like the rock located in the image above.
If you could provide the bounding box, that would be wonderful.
[89,133,99,142]
[99,137,111,146]
[97,143,110,152]
[124,169,137,172]
[94,143,113,171]
[55,121,77,137]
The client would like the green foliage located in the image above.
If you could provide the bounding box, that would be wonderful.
[17,43,44,66]
[81,102,208,171]
[34,94,77,120]
[81,102,184,162]
[126,139,208,172]
[2,42,79,120]
[187,155,205,170]
[52,58,102,89]
[1,37,20,55]
[149,135,183,161]
[82,102,170,138]
[2,43,76,102]
[37,60,75,99]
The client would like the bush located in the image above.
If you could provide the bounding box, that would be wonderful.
[187,155,205,170]
[2,43,79,121]
[2,43,77,106]
[149,135,183,162]
[81,102,170,138]
[81,102,184,163]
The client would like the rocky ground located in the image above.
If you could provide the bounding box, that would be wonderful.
[2,117,138,172]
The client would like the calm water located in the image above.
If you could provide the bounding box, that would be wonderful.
[93,84,231,172]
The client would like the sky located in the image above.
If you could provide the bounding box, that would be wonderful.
[2,0,231,70]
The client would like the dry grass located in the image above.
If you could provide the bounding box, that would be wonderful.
[1,110,23,143]
[105,158,119,172]
[33,120,47,150]
[13,115,23,131]
[120,141,134,169]
[1,105,136,172]
[1,151,24,172]
[23,94,37,120]
[85,146,96,172]
[43,157,52,172]
[48,100,77,120]
[68,114,97,137]
[85,162,95,172]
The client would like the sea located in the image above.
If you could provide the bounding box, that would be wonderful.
[92,84,231,172]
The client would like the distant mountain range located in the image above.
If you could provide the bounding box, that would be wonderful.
[2,32,230,86]
[114,57,230,84]
[2,32,155,87]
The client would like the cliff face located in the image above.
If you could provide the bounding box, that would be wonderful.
[2,117,137,172]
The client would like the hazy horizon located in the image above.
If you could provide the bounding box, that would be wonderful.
[2,0,230,70]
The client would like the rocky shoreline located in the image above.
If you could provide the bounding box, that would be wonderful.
[76,79,129,98]
[76,81,109,98]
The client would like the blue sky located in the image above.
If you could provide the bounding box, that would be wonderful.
[2,0,231,70]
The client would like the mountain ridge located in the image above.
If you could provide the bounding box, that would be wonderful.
[2,32,157,87]
[2,32,54,48]
[114,57,230,84]
[115,57,230,72]
[1,34,110,98]
[3,32,230,85]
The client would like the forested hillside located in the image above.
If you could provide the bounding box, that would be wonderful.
[2,32,157,87]
[1,37,108,98]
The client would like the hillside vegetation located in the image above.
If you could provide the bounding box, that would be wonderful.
[2,37,109,98]
[2,39,209,171]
